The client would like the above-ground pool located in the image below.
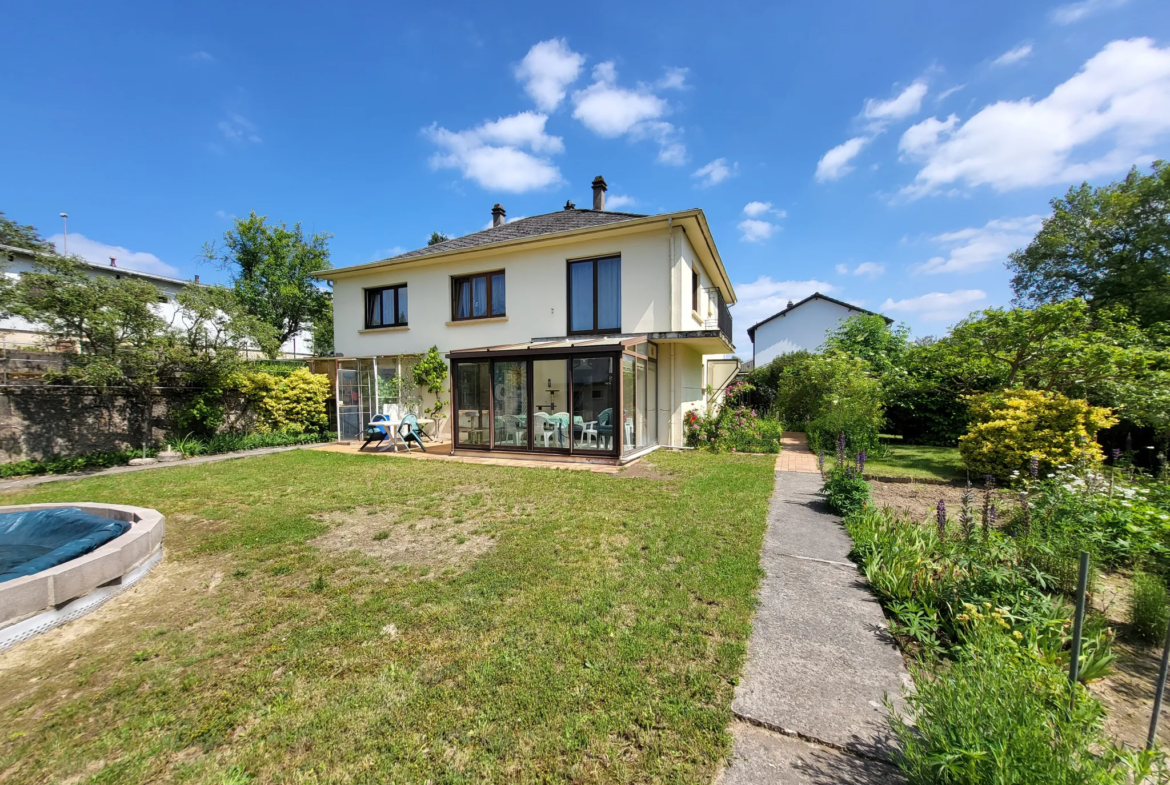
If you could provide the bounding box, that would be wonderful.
[0,508,131,582]
[0,502,165,651]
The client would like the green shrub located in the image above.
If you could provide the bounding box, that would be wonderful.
[684,383,784,454]
[236,367,331,434]
[891,617,1138,785]
[806,403,883,456]
[1130,571,1170,645]
[958,389,1117,482]
[822,468,870,517]
[0,449,147,478]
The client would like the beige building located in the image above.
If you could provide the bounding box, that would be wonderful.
[316,176,739,462]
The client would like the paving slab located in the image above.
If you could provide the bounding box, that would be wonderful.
[718,722,903,785]
[730,471,911,761]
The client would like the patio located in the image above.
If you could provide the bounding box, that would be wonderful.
[312,441,625,473]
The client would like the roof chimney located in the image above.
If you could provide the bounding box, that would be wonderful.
[109,256,116,267]
[491,203,506,228]
[591,175,607,211]
[786,300,793,308]
[194,275,200,284]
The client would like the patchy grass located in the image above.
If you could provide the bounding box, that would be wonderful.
[0,449,773,784]
[828,443,964,481]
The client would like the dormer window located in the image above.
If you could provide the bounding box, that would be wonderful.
[567,255,620,335]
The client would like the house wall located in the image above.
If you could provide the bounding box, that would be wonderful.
[752,299,863,366]
[332,226,679,359]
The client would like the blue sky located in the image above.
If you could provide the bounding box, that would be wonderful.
[3,0,1169,351]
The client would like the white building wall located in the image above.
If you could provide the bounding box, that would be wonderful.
[752,299,863,367]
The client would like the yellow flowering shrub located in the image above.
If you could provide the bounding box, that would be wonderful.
[958,389,1116,482]
[235,367,332,434]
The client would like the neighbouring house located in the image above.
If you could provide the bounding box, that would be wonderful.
[313,176,738,463]
[746,292,891,367]
[0,243,312,358]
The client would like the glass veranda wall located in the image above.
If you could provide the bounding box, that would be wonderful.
[332,355,422,441]
[450,340,657,458]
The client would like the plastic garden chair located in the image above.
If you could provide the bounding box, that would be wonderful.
[362,414,391,451]
[596,408,614,450]
[398,413,427,453]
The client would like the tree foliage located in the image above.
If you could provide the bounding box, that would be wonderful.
[821,313,909,379]
[0,210,54,253]
[427,232,451,246]
[1008,161,1170,328]
[203,211,332,357]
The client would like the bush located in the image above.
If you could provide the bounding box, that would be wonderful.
[236,367,331,434]
[958,389,1117,482]
[891,617,1137,785]
[822,468,870,517]
[684,399,784,454]
[1130,571,1170,645]
[806,401,882,456]
[0,449,146,478]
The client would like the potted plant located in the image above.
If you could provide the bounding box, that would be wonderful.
[412,346,449,440]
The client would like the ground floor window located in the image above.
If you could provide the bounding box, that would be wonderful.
[451,346,649,457]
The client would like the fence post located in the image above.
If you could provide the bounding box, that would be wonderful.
[1147,616,1170,750]
[1068,551,1090,709]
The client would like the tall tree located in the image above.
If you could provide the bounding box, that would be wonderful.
[1008,161,1170,327]
[203,212,332,357]
[427,232,450,246]
[0,210,54,253]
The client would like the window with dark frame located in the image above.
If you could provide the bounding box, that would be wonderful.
[452,271,506,321]
[365,284,408,329]
[567,255,621,335]
[691,263,700,314]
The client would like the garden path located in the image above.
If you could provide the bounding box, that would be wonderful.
[776,432,819,473]
[717,470,911,784]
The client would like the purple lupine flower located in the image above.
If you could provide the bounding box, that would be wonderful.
[836,432,847,466]
[936,499,946,539]
[1030,456,1039,479]
[1112,448,1122,462]
[857,450,868,474]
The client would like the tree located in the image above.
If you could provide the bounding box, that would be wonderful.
[427,232,450,246]
[0,210,54,253]
[203,212,332,357]
[310,294,334,356]
[1008,162,1170,327]
[822,313,910,383]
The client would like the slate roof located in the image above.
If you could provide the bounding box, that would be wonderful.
[746,292,892,342]
[379,208,647,263]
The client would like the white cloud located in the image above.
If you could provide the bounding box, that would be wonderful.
[218,114,260,143]
[993,44,1033,67]
[605,194,637,209]
[937,85,965,102]
[742,200,786,218]
[481,214,528,229]
[515,38,585,111]
[881,289,987,321]
[863,80,929,123]
[900,38,1170,197]
[215,210,228,219]
[816,136,870,182]
[571,61,686,164]
[693,157,737,187]
[915,215,1043,274]
[731,276,836,347]
[738,219,779,243]
[658,67,689,90]
[834,262,884,278]
[835,264,849,275]
[425,112,564,192]
[898,114,958,160]
[371,246,407,261]
[49,233,180,277]
[1052,0,1128,24]
[190,51,214,62]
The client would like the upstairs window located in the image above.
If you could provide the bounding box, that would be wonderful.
[365,284,408,329]
[452,271,506,320]
[691,263,701,314]
[567,256,621,335]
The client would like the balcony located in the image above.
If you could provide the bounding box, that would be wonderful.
[703,288,734,348]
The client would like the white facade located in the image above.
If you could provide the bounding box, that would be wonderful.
[324,208,736,452]
[750,295,880,367]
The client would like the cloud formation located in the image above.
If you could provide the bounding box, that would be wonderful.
[1052,0,1129,24]
[50,233,180,277]
[571,61,686,164]
[425,111,564,192]
[605,194,637,209]
[881,289,987,321]
[816,137,870,182]
[900,38,1170,197]
[515,38,585,111]
[992,44,1033,67]
[738,201,785,242]
[730,276,836,348]
[836,262,885,278]
[693,158,737,187]
[915,215,1044,274]
[863,81,929,125]
[218,114,260,143]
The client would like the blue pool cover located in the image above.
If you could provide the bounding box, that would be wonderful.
[0,508,130,583]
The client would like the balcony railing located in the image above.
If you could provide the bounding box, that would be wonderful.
[703,288,733,347]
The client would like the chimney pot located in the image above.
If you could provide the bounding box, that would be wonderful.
[786,300,793,308]
[194,274,200,284]
[564,200,575,210]
[491,203,506,228]
[109,256,116,267]
[591,176,607,211]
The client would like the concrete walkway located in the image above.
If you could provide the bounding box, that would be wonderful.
[718,467,911,783]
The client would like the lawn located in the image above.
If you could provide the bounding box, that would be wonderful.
[0,449,774,784]
[827,442,964,481]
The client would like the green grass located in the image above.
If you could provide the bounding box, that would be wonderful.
[827,442,964,481]
[0,449,774,784]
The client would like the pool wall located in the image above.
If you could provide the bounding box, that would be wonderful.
[0,503,164,647]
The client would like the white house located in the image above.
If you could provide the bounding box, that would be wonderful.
[314,176,738,463]
[0,243,313,358]
[746,292,890,367]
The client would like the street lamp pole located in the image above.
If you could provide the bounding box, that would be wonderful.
[59,212,68,255]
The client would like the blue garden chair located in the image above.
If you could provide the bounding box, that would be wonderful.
[361,414,391,451]
[398,413,427,453]
[596,408,614,450]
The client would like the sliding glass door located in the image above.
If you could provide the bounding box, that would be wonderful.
[492,361,528,449]
[572,357,615,452]
[455,361,490,447]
